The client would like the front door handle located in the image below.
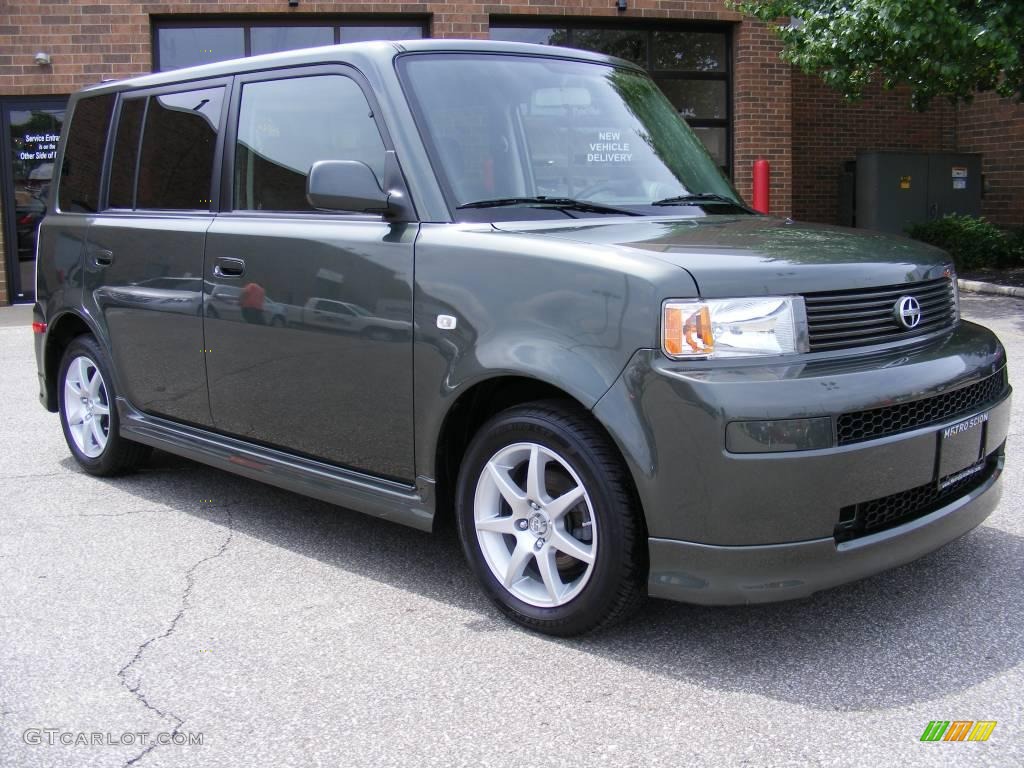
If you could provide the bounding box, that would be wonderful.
[90,248,113,267]
[213,257,245,278]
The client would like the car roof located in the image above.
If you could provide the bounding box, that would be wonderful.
[78,39,642,96]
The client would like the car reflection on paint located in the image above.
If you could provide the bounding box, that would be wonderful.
[103,276,205,315]
[206,284,289,327]
[15,187,48,261]
[301,297,410,340]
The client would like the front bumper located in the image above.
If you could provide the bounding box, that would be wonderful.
[648,453,1002,604]
[592,320,1010,604]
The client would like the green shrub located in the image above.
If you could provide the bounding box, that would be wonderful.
[906,215,1022,271]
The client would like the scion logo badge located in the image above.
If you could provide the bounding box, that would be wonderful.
[895,296,922,329]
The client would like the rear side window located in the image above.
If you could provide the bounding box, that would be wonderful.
[58,93,115,213]
[233,75,386,212]
[108,98,145,209]
[136,87,224,210]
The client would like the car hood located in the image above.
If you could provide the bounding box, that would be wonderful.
[492,215,951,297]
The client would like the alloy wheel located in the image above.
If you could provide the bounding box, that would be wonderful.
[62,355,111,458]
[473,442,597,607]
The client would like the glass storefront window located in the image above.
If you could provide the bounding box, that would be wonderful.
[341,25,424,43]
[655,78,728,120]
[3,101,66,302]
[652,31,727,71]
[488,27,569,47]
[572,29,647,66]
[251,27,334,55]
[155,21,426,71]
[156,27,246,71]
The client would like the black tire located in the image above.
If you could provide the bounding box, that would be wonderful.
[57,334,151,476]
[456,400,646,636]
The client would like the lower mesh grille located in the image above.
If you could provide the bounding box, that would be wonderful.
[837,369,1008,445]
[834,454,1000,543]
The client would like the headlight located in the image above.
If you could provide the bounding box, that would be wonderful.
[662,297,808,359]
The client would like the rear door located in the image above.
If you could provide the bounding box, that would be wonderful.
[203,67,417,481]
[84,81,229,427]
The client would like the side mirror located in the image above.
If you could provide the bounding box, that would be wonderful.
[306,160,389,214]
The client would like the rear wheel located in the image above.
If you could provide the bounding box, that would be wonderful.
[57,335,151,476]
[456,401,645,636]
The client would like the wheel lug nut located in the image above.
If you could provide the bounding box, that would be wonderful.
[534,539,544,550]
[516,519,529,531]
[529,501,540,510]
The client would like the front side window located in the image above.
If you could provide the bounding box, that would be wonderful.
[399,54,739,215]
[58,94,115,212]
[233,75,386,212]
[136,87,224,210]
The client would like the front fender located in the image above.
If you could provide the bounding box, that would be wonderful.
[412,222,698,479]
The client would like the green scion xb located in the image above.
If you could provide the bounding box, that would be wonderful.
[33,40,1011,635]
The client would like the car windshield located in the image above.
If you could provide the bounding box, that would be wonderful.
[398,53,745,219]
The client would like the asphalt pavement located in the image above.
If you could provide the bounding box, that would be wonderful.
[1,293,1021,767]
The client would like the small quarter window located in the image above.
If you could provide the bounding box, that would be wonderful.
[136,87,224,210]
[58,94,115,213]
[233,75,386,212]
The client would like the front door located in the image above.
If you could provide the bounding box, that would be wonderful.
[203,69,416,481]
[1,99,66,303]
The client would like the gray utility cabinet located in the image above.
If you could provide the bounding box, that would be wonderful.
[854,151,982,234]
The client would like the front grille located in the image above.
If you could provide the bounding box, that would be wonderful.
[804,277,957,352]
[834,454,1000,542]
[836,369,1008,446]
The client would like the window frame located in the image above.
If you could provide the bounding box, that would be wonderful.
[219,63,398,221]
[152,16,429,72]
[99,77,233,214]
[488,19,733,176]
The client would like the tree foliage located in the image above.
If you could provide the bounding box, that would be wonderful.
[733,0,1023,109]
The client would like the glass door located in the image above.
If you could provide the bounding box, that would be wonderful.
[2,99,66,303]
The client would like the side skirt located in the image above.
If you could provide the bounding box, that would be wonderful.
[117,398,436,532]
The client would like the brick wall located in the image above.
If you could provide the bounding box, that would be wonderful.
[791,71,956,224]
[956,93,1024,229]
[733,19,790,216]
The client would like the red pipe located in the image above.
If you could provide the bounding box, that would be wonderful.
[752,158,770,214]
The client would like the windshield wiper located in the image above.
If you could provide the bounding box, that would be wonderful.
[457,196,640,216]
[651,193,748,209]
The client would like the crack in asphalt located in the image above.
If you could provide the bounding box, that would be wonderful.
[79,508,156,518]
[117,503,235,767]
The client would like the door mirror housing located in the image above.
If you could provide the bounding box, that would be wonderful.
[307,160,389,214]
[306,153,416,221]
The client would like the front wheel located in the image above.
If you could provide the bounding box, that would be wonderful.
[456,401,646,636]
[57,335,151,476]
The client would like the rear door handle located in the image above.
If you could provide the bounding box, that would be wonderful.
[213,257,245,278]
[90,248,113,266]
